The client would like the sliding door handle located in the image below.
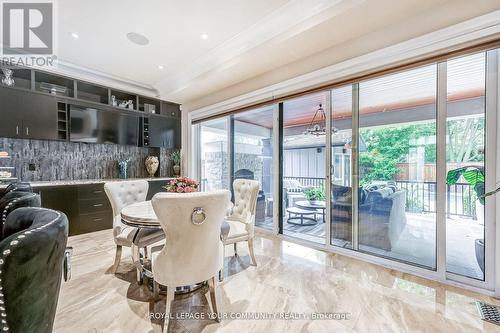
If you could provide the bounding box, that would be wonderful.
[15,125,19,135]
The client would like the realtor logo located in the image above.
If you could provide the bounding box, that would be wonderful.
[2,2,53,55]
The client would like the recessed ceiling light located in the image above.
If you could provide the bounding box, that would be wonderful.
[71,32,79,39]
[126,32,149,46]
[200,33,208,40]
[158,65,164,70]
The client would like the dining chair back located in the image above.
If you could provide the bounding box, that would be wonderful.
[230,179,260,237]
[219,179,260,280]
[151,190,230,332]
[152,190,230,286]
[104,180,165,277]
[104,180,149,239]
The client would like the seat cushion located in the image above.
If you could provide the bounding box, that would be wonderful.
[114,226,137,246]
[226,219,248,239]
[115,226,165,247]
[135,229,165,248]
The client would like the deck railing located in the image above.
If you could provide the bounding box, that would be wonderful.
[283,176,477,219]
[284,176,325,188]
[201,176,477,219]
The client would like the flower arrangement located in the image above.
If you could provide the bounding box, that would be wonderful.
[163,177,199,193]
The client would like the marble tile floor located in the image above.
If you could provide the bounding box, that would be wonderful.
[54,229,500,333]
[259,213,483,278]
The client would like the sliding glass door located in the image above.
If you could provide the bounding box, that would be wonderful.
[281,92,328,244]
[196,117,230,191]
[232,106,275,230]
[330,85,353,248]
[191,47,497,289]
[445,52,486,280]
[357,64,438,268]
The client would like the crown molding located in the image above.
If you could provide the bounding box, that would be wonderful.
[189,10,500,121]
[36,60,161,98]
[154,0,364,99]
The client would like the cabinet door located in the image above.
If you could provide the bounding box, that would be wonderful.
[148,115,181,148]
[170,117,181,148]
[0,88,22,138]
[34,185,80,236]
[20,91,58,140]
[161,101,181,118]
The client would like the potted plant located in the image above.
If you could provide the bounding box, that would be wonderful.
[304,185,326,204]
[170,150,181,176]
[446,166,500,273]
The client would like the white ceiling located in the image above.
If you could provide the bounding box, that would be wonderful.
[54,0,500,105]
[58,0,289,88]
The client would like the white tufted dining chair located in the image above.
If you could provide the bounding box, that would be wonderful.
[151,190,230,332]
[104,180,165,275]
[222,179,260,279]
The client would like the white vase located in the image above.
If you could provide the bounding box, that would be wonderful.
[145,156,159,177]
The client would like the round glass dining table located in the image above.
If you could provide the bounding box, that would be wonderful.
[120,200,230,292]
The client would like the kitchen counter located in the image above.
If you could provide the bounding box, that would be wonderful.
[0,177,175,236]
[0,177,173,189]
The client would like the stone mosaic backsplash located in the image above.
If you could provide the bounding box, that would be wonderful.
[0,137,174,181]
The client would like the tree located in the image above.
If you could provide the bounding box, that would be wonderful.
[446,118,484,163]
[359,117,484,185]
[359,123,435,184]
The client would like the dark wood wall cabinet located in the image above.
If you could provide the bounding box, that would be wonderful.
[142,114,181,148]
[0,66,181,148]
[0,88,58,140]
[34,179,168,236]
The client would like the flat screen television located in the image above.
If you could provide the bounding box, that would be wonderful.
[69,105,139,146]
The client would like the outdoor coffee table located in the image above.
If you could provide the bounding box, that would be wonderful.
[295,200,326,223]
[286,207,318,226]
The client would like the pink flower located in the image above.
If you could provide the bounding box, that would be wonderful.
[184,186,192,193]
[177,186,184,193]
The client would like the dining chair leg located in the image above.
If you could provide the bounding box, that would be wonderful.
[207,276,221,322]
[233,243,238,256]
[219,245,226,282]
[163,287,175,332]
[131,245,143,284]
[111,245,122,273]
[248,238,257,266]
[153,280,160,301]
